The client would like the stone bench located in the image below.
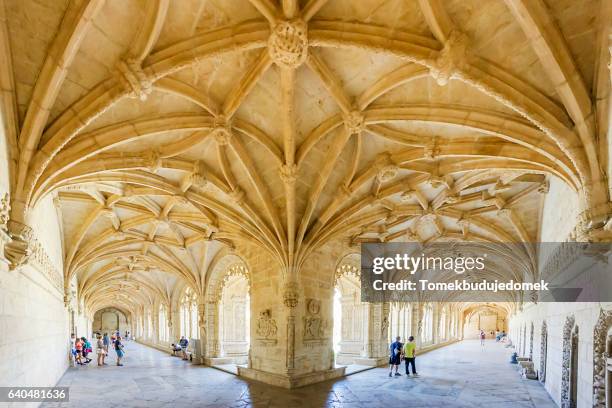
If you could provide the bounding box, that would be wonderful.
[518,360,538,380]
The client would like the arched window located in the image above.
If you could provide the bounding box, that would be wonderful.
[159,304,169,342]
[180,287,199,339]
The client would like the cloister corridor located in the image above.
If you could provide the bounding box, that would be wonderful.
[1,0,611,407]
[42,340,555,408]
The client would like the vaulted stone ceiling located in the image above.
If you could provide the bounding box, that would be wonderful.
[2,0,609,311]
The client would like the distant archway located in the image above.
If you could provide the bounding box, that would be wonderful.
[219,272,250,364]
[333,253,364,365]
[462,304,507,340]
[204,254,250,365]
[93,307,129,335]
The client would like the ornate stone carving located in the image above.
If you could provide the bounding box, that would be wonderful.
[560,315,576,408]
[592,308,612,407]
[539,321,547,383]
[283,281,299,308]
[303,299,325,341]
[116,58,152,101]
[255,309,277,340]
[212,116,232,145]
[268,20,308,68]
[334,260,360,286]
[381,315,389,335]
[279,163,298,184]
[430,30,470,86]
[529,322,534,360]
[376,165,398,183]
[303,316,325,340]
[5,221,33,270]
[306,298,321,315]
[0,192,10,230]
[343,111,364,135]
[537,182,550,194]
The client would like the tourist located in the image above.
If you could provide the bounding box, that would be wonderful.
[179,336,189,360]
[69,333,77,367]
[96,334,106,366]
[171,342,182,356]
[480,330,486,347]
[388,336,403,377]
[103,332,110,354]
[81,337,92,363]
[115,336,125,366]
[75,337,84,365]
[403,336,418,377]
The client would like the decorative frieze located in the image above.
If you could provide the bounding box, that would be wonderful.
[283,281,299,308]
[303,299,326,342]
[560,315,576,408]
[592,308,612,407]
[255,309,278,345]
[0,192,9,229]
[4,220,63,293]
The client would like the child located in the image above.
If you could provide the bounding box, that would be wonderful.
[75,337,84,365]
[403,336,418,377]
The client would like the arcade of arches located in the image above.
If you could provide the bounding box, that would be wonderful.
[0,0,611,407]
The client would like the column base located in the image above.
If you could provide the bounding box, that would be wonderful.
[353,357,388,366]
[237,366,346,388]
[204,357,235,365]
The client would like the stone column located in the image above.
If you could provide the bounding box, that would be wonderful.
[196,302,206,364]
[169,307,180,341]
[432,303,440,344]
[411,303,422,347]
[354,302,389,366]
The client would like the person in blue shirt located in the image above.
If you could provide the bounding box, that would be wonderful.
[388,336,403,377]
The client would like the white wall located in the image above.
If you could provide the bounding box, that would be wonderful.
[510,302,612,408]
[0,192,74,391]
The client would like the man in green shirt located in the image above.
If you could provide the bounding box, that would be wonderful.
[403,336,418,376]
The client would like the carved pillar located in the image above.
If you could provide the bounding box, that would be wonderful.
[356,301,389,366]
[197,302,207,363]
[169,308,180,341]
[283,281,299,373]
[432,303,439,344]
[411,303,422,347]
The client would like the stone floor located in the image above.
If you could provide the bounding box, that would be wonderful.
[43,340,556,408]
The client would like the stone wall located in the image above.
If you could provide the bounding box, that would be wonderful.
[509,302,612,407]
[0,195,72,391]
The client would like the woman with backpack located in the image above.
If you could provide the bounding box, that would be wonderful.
[81,337,92,363]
